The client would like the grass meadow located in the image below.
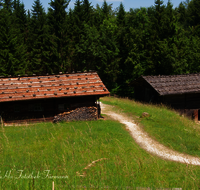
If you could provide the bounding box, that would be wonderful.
[0,97,199,189]
[101,96,200,157]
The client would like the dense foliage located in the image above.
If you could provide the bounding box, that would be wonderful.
[0,0,200,97]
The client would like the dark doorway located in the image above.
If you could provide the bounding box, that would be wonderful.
[198,109,200,121]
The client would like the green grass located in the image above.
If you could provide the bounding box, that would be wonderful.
[101,96,200,157]
[0,119,200,189]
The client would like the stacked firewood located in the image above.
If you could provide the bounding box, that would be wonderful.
[53,106,97,123]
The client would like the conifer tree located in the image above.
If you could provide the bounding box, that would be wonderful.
[0,0,3,8]
[3,0,13,11]
[115,2,129,95]
[96,17,119,90]
[0,0,26,76]
[117,2,126,26]
[28,0,50,74]
[124,7,150,89]
[93,4,102,28]
[13,0,27,62]
[101,0,110,19]
[145,1,174,75]
[0,5,6,75]
[69,0,84,71]
[176,2,187,27]
[69,0,95,72]
[48,0,70,73]
[13,0,27,35]
[82,0,93,24]
[187,0,200,36]
[66,8,74,72]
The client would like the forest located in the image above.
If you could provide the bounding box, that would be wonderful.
[0,0,200,97]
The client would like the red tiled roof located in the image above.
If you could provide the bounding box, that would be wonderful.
[0,72,110,102]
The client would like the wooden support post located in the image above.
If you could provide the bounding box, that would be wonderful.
[52,181,54,190]
[0,116,3,127]
[193,110,198,122]
[98,97,101,119]
[95,96,98,119]
[97,97,100,119]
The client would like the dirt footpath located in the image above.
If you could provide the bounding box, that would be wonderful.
[101,103,200,166]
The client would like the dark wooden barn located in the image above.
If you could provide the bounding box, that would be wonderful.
[0,71,109,125]
[133,74,200,121]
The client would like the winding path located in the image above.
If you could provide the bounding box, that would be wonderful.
[101,103,200,166]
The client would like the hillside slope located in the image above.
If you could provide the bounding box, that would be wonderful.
[101,102,200,165]
[101,97,200,157]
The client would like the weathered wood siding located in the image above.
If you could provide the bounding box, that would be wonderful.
[163,93,200,109]
[134,81,161,103]
[0,96,97,123]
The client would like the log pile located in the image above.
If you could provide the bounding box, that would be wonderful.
[53,106,98,123]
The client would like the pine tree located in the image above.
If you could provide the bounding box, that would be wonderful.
[176,2,187,27]
[93,4,102,29]
[125,7,150,84]
[48,0,70,73]
[82,0,93,24]
[13,0,27,35]
[116,2,126,26]
[115,2,129,95]
[28,0,50,74]
[184,0,190,8]
[2,0,13,12]
[69,0,84,71]
[0,0,3,8]
[101,0,110,19]
[187,0,200,36]
[0,0,26,76]
[13,0,27,68]
[0,6,6,75]
[95,17,119,90]
[145,1,177,75]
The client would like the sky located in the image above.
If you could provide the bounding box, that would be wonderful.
[22,0,185,13]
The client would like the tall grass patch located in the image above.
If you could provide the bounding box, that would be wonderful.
[0,120,200,189]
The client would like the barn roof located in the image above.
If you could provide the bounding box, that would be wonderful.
[135,73,200,96]
[0,72,109,102]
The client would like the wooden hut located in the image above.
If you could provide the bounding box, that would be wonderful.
[0,71,109,125]
[133,74,200,121]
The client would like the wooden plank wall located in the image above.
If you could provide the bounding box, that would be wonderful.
[134,79,200,120]
[134,82,160,104]
[0,96,97,123]
[162,93,200,120]
[163,93,200,109]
